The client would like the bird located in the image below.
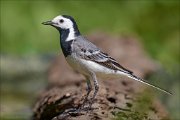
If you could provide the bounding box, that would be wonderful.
[42,15,171,110]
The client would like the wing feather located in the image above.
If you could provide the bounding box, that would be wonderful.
[83,49,133,74]
[72,37,133,74]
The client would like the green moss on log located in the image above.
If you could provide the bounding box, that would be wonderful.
[113,89,154,120]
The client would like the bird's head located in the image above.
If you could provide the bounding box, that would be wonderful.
[42,15,80,41]
[42,15,78,30]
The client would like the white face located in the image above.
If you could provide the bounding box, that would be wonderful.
[51,15,74,29]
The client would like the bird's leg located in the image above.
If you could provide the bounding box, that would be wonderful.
[66,78,92,114]
[80,79,92,109]
[88,72,99,110]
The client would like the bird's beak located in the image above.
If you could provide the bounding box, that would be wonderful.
[42,20,55,25]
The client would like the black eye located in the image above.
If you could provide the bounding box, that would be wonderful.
[59,19,64,23]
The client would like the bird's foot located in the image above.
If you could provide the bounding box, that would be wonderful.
[87,98,94,111]
[65,107,86,115]
[59,99,96,119]
[53,108,84,119]
[83,98,96,113]
[79,98,95,112]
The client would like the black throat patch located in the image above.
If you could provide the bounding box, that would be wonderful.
[58,29,80,57]
[59,29,73,57]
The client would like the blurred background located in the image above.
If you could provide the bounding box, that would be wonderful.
[0,0,179,120]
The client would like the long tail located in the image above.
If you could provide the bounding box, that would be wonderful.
[127,74,172,95]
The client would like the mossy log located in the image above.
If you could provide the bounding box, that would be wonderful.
[32,32,169,120]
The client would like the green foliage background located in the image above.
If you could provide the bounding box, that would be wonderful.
[0,0,179,120]
[1,0,179,67]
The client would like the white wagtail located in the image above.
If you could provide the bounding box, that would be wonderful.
[42,15,171,109]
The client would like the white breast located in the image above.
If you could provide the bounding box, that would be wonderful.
[66,55,125,79]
